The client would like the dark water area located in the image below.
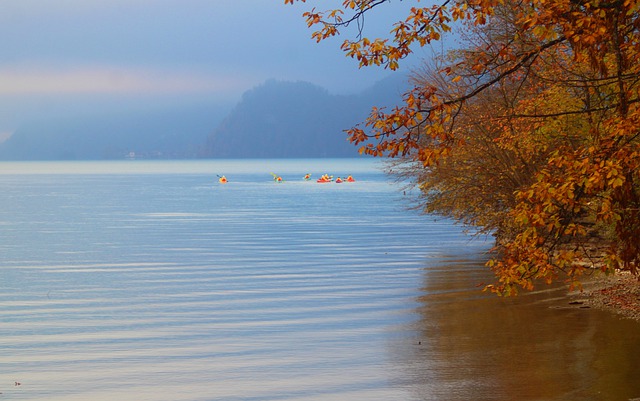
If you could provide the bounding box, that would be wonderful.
[405,261,640,401]
[1,160,639,401]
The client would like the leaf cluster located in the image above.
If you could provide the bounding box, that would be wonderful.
[286,0,640,294]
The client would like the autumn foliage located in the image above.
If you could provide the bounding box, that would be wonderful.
[285,0,640,295]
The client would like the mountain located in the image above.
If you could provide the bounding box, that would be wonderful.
[204,76,407,158]
[0,103,228,161]
[0,75,408,160]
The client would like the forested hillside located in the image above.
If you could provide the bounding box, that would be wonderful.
[204,77,405,158]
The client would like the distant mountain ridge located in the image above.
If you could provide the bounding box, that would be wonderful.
[0,105,223,161]
[0,75,408,160]
[204,76,407,158]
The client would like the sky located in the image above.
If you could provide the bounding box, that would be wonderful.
[0,0,425,138]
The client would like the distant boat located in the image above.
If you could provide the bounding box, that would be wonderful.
[271,173,283,183]
[316,174,333,183]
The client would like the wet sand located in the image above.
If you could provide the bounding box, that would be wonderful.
[569,271,640,321]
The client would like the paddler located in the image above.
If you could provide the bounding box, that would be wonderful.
[218,175,228,184]
[317,174,332,183]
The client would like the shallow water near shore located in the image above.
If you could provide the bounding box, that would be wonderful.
[1,159,639,401]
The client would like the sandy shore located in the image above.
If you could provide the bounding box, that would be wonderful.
[570,270,640,321]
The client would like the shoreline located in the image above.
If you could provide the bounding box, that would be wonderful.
[569,270,640,321]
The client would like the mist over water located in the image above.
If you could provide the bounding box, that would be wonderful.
[1,159,639,401]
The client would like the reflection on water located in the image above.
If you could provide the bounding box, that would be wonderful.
[1,160,639,401]
[395,256,640,401]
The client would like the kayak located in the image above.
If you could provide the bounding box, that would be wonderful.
[317,174,333,183]
[271,172,284,182]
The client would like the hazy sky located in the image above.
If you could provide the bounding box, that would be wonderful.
[0,0,424,136]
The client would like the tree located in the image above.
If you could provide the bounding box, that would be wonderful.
[284,0,640,295]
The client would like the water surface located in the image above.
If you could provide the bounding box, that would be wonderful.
[1,159,639,401]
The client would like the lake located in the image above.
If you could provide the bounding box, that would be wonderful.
[1,159,639,401]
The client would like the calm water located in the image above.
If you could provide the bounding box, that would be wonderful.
[1,159,639,401]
